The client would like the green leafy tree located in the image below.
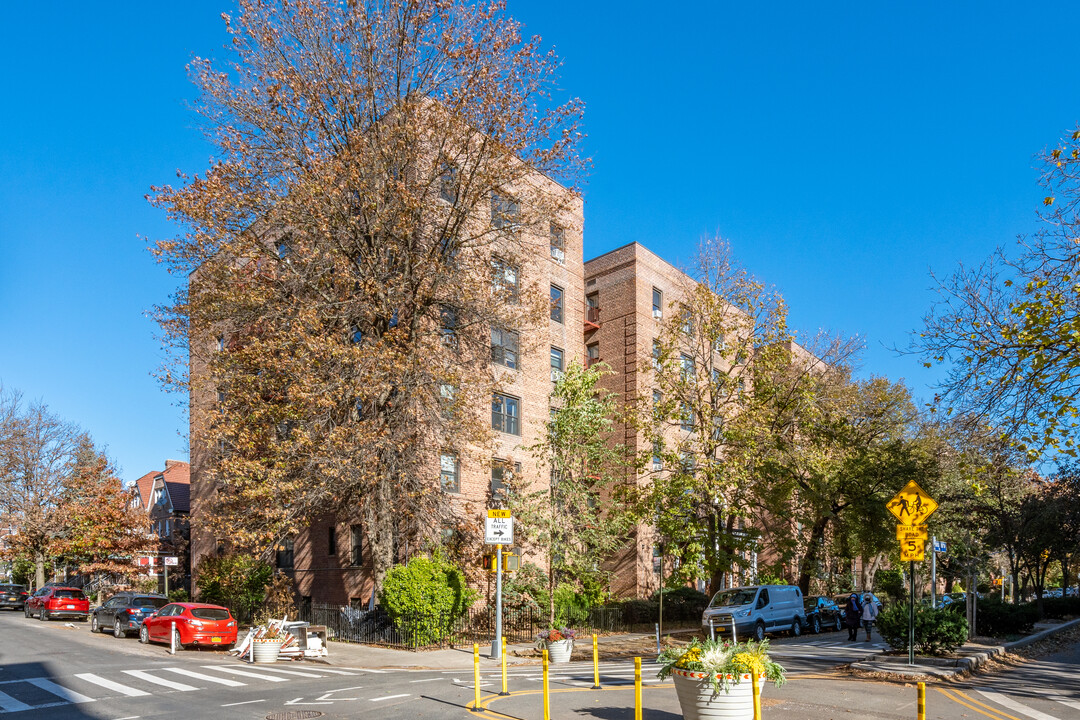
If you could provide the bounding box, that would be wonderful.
[511,361,631,624]
[918,125,1080,457]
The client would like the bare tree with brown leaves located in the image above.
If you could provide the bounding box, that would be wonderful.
[149,0,586,593]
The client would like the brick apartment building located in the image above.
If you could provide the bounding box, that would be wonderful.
[188,156,587,606]
[132,460,192,592]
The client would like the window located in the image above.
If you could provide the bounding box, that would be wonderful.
[653,389,662,417]
[328,525,337,556]
[550,223,565,263]
[350,325,363,344]
[276,537,294,569]
[491,193,520,230]
[681,309,694,336]
[652,288,663,319]
[492,393,521,435]
[652,340,662,370]
[652,440,663,471]
[440,453,460,493]
[550,284,564,323]
[550,347,564,381]
[680,402,694,431]
[491,257,519,302]
[277,238,292,258]
[586,293,599,324]
[350,525,363,566]
[440,306,458,347]
[217,335,225,351]
[491,460,521,503]
[681,354,695,379]
[438,383,457,417]
[491,327,520,369]
[586,343,600,368]
[439,162,458,204]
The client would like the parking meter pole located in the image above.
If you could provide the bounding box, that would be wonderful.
[908,560,915,666]
[731,617,737,644]
[709,617,715,642]
[170,621,176,655]
[165,563,169,597]
[655,623,660,654]
[930,536,936,610]
[491,544,503,660]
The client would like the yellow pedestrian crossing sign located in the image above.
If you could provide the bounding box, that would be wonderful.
[886,480,938,525]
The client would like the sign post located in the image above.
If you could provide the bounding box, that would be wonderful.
[485,510,513,660]
[887,481,939,666]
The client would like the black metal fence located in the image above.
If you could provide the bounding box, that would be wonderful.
[295,602,701,650]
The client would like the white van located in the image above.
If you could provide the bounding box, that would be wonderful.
[701,585,806,641]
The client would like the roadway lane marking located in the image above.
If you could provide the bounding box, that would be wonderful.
[977,691,1059,720]
[121,670,198,692]
[202,666,289,682]
[25,678,95,704]
[0,690,32,713]
[235,667,325,678]
[293,667,359,675]
[222,700,265,707]
[1030,688,1080,712]
[333,667,387,673]
[161,668,246,687]
[410,678,440,683]
[370,694,410,702]
[73,674,151,697]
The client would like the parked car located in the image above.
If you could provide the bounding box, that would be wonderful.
[138,603,238,649]
[0,584,29,610]
[90,592,169,638]
[702,584,806,641]
[24,586,89,621]
[802,595,842,633]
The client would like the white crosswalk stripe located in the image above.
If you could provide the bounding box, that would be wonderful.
[234,666,327,678]
[160,667,247,687]
[977,690,1061,720]
[73,673,151,697]
[0,689,33,713]
[203,665,290,682]
[122,669,199,692]
[25,678,95,704]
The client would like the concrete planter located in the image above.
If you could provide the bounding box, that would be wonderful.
[671,669,764,720]
[251,639,284,663]
[543,639,573,663]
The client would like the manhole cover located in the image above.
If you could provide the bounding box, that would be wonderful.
[266,712,325,720]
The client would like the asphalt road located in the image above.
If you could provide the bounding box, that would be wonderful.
[1,609,1077,720]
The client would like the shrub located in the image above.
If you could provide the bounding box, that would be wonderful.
[553,583,589,626]
[379,554,477,647]
[877,603,968,655]
[875,569,905,604]
[502,562,546,613]
[167,588,191,603]
[1039,596,1080,619]
[974,597,1038,637]
[196,553,274,623]
[619,598,659,624]
[653,586,709,622]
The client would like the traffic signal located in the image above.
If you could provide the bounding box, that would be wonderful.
[479,555,496,572]
[479,553,520,572]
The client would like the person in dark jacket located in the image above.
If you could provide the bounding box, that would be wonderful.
[844,593,863,641]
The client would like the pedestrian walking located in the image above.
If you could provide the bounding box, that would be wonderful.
[860,593,879,641]
[844,593,862,642]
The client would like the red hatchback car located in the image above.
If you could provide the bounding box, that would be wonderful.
[139,602,238,649]
[25,586,89,621]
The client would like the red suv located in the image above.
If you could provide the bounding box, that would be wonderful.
[25,586,89,622]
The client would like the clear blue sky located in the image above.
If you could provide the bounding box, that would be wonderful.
[1,1,1075,485]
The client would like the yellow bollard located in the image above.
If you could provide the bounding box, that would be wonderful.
[542,648,551,720]
[471,643,481,712]
[634,657,642,720]
[591,633,601,689]
[751,668,761,720]
[500,636,509,696]
[917,681,925,720]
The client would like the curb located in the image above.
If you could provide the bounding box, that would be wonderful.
[850,617,1080,678]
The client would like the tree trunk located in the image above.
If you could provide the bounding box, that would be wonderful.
[548,555,556,626]
[35,555,46,589]
[796,517,830,595]
[1061,556,1071,598]
[365,474,397,603]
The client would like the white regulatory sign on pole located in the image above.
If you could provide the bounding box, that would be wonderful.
[484,516,514,545]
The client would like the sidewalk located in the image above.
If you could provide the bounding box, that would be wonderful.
[294,632,661,670]
[850,617,1080,678]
